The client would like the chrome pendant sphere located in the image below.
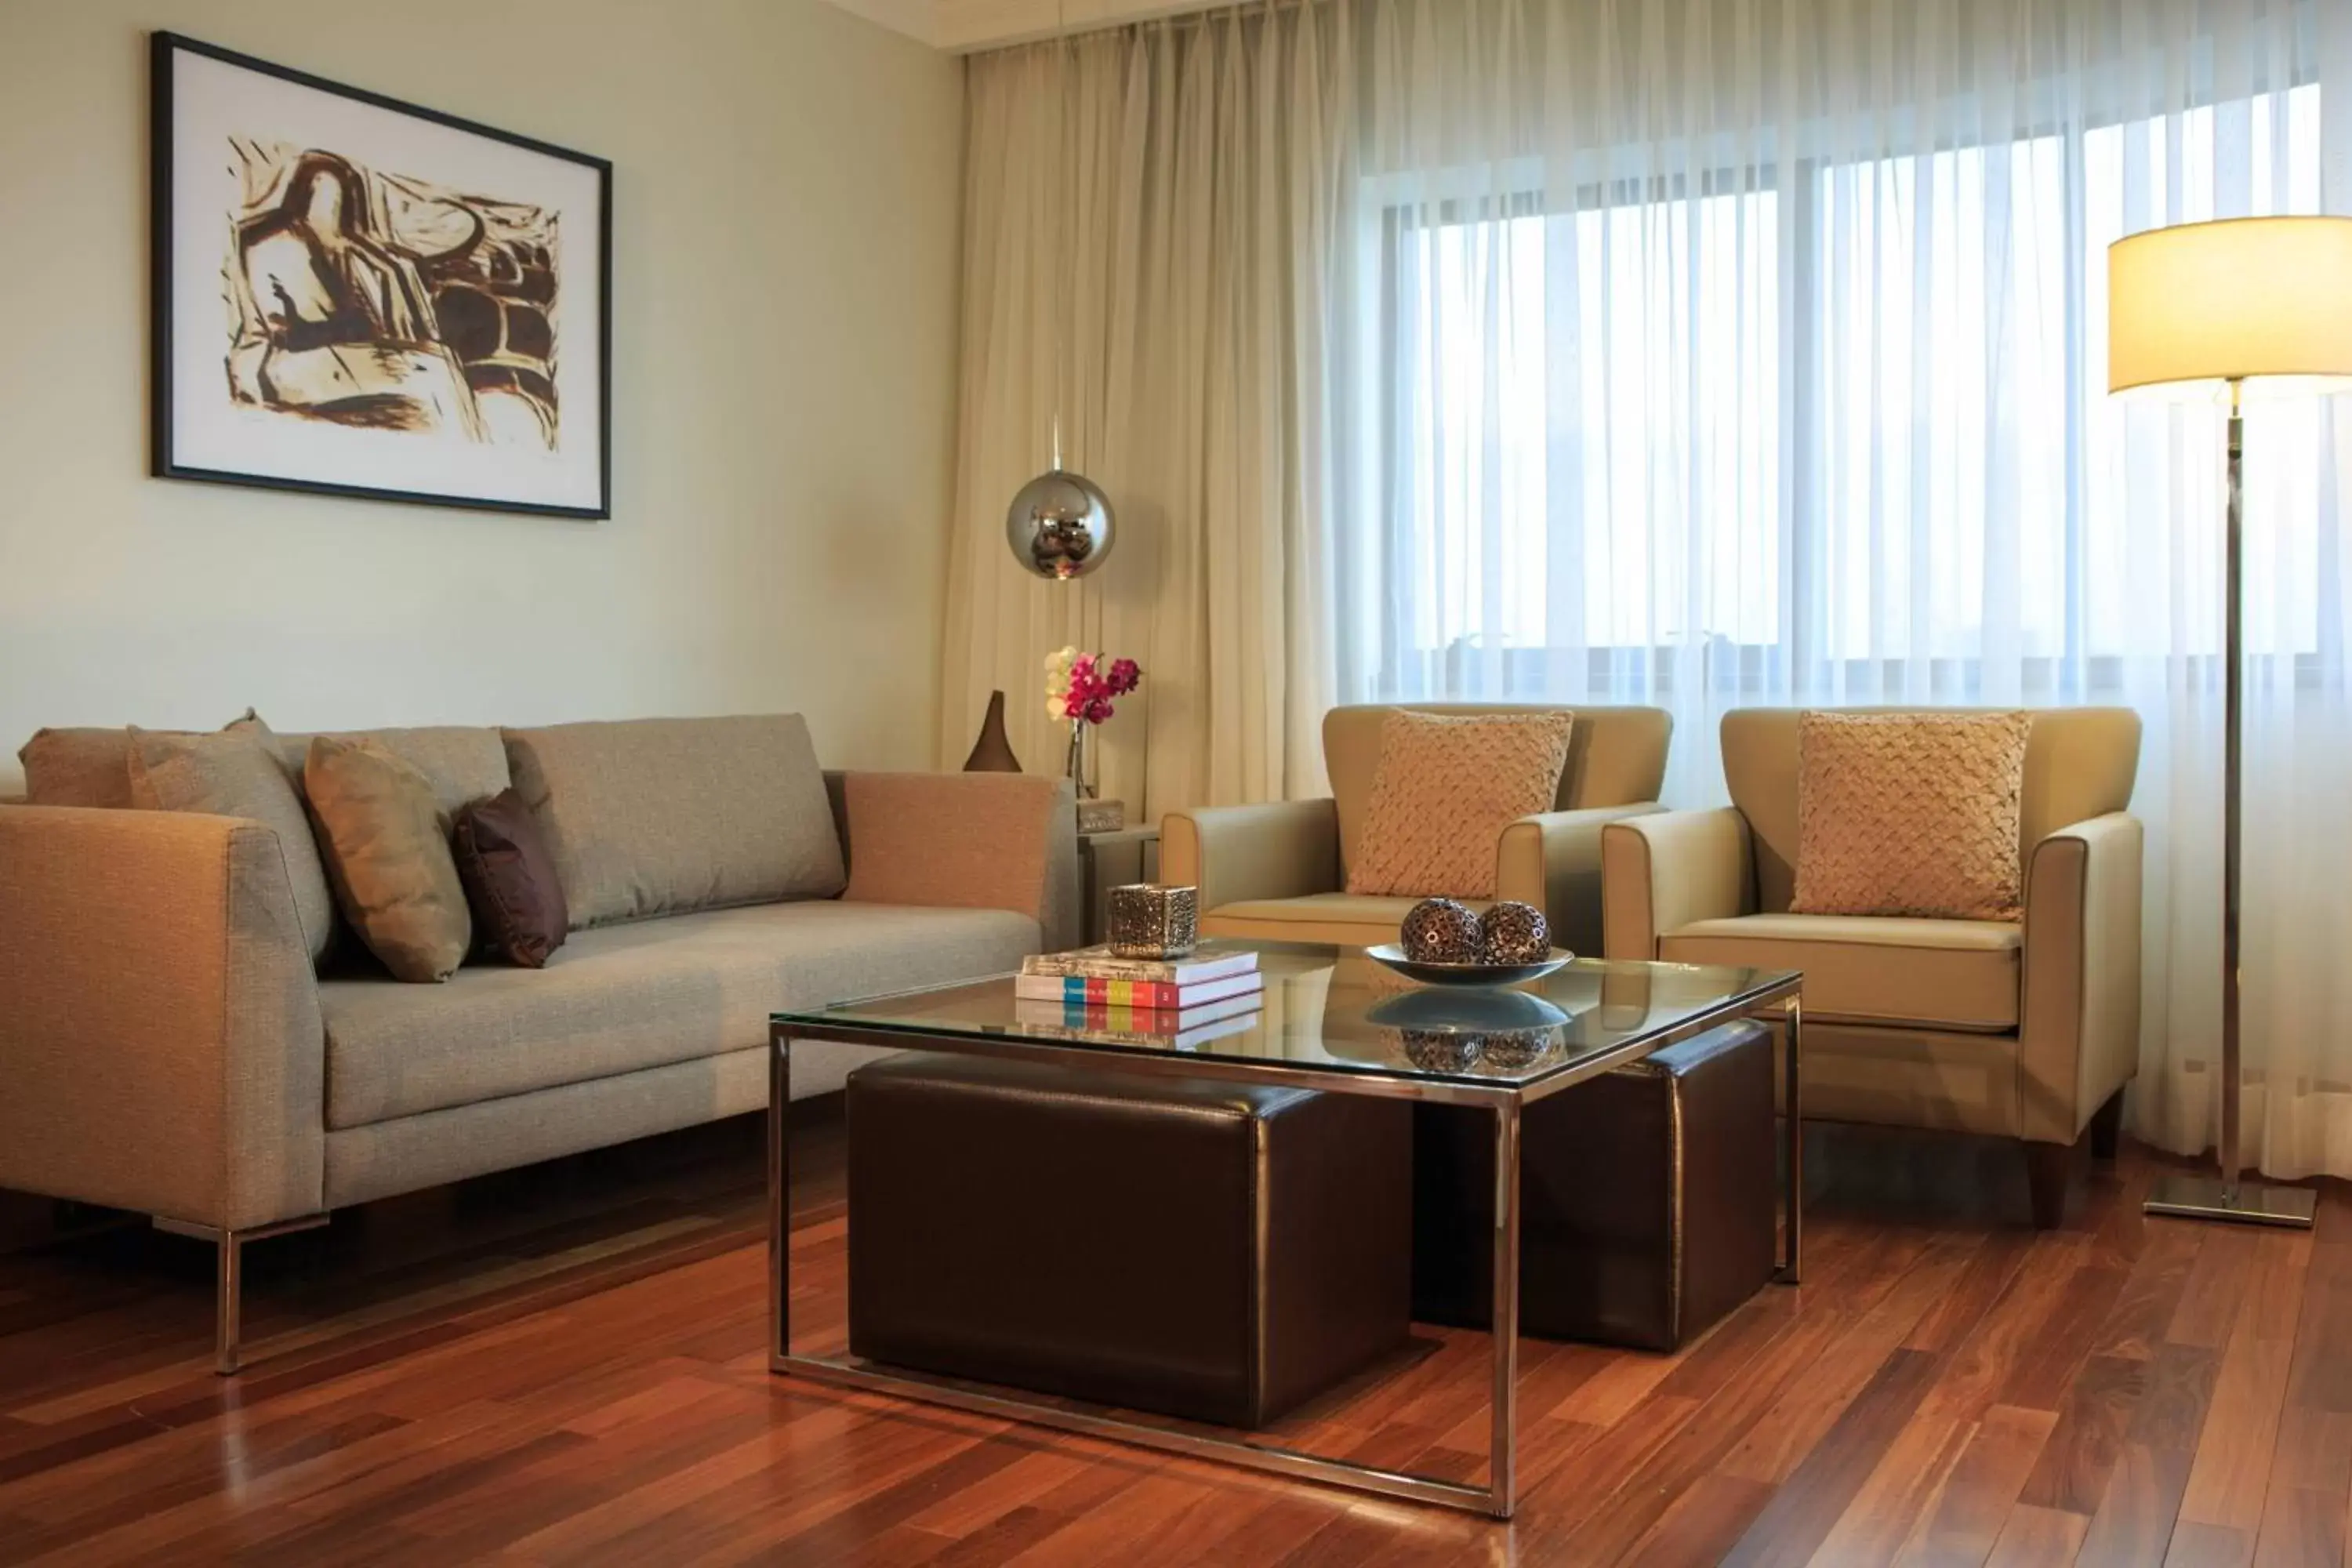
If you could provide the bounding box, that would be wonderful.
[1005,467,1115,580]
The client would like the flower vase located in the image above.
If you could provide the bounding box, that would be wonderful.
[1063,723,1098,800]
[962,691,1022,773]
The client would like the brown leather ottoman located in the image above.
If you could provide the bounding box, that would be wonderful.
[846,1053,1412,1428]
[1413,1019,1776,1352]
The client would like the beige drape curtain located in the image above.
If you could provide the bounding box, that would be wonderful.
[938,15,1345,821]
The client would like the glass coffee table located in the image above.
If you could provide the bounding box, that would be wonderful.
[769,942,1802,1519]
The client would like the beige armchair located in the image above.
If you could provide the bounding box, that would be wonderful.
[1600,707,2143,1227]
[1163,704,1672,956]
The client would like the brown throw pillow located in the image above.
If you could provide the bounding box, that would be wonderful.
[305,735,472,982]
[127,725,337,964]
[1345,710,1576,899]
[452,789,570,967]
[1791,710,2034,921]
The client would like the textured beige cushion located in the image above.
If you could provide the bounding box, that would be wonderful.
[1791,710,2033,920]
[503,715,847,928]
[127,726,336,964]
[1661,913,2022,1032]
[1720,706,2141,913]
[318,899,1040,1127]
[1345,710,1575,898]
[304,736,472,982]
[1323,704,1670,878]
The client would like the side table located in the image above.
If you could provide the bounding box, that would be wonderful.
[1078,824,1159,945]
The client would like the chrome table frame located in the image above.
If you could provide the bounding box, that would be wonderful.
[768,976,1803,1520]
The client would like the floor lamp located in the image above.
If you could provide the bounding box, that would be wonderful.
[2108,216,2352,1228]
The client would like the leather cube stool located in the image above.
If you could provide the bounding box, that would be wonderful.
[846,1053,1412,1428]
[1413,1019,1776,1352]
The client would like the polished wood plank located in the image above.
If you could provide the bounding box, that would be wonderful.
[0,1113,2343,1566]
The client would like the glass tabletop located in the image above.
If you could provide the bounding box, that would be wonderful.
[776,941,1798,1094]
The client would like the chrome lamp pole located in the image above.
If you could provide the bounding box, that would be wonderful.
[2108,216,2352,1228]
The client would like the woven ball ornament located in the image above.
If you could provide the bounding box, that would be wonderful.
[1400,898,1483,964]
[1399,1031,1485,1073]
[1478,901,1552,964]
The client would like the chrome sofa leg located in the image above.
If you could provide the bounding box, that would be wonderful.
[152,1214,329,1374]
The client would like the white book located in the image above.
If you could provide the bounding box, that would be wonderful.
[1019,942,1260,985]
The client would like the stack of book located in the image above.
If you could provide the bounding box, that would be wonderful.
[1014,942,1263,1049]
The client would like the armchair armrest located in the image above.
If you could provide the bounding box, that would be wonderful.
[1160,799,1341,912]
[1496,804,1665,958]
[2020,812,2144,1146]
[1599,808,1755,960]
[0,805,325,1230]
[836,774,1080,953]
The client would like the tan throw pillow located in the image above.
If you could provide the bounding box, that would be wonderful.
[128,725,336,964]
[1345,710,1575,899]
[305,735,473,982]
[1791,710,2034,921]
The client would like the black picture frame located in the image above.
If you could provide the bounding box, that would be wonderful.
[151,31,613,519]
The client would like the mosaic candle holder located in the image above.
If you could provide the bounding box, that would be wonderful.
[1107,884,1199,960]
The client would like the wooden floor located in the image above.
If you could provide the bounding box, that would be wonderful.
[1,1109,2347,1566]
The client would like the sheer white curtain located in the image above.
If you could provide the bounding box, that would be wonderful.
[1338,0,2352,1177]
[946,0,2352,1178]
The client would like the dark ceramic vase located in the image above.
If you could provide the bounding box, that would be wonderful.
[962,691,1022,772]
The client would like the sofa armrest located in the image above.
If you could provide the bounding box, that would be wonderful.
[1497,804,1666,958]
[1599,808,1755,960]
[837,773,1080,952]
[2020,812,2144,1146]
[0,805,325,1230]
[1160,800,1341,912]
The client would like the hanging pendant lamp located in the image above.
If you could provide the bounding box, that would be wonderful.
[1004,2,1114,581]
[1006,420,1115,579]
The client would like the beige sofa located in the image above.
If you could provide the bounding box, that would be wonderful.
[1161,704,1671,956]
[0,714,1076,1370]
[1600,707,2143,1226]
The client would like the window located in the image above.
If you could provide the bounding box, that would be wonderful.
[1368,83,2327,689]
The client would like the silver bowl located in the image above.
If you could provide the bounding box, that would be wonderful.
[1364,944,1573,988]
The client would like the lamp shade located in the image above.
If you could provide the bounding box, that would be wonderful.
[2109,216,2352,398]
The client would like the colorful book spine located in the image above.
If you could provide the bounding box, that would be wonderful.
[1014,974,1258,1009]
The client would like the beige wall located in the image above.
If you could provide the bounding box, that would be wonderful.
[0,0,964,793]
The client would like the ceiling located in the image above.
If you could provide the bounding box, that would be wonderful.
[825,0,1214,53]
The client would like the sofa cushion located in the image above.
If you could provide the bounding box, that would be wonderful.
[127,726,339,964]
[20,728,143,809]
[319,899,1039,1128]
[1659,913,2022,1032]
[268,726,510,818]
[20,722,510,818]
[502,715,847,928]
[1203,892,1494,947]
[452,788,569,967]
[305,736,472,983]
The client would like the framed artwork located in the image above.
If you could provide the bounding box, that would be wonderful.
[151,32,612,518]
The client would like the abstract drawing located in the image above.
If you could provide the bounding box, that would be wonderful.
[154,32,611,517]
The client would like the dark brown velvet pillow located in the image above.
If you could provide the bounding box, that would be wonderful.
[452,788,570,967]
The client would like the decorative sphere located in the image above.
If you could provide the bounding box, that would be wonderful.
[1005,469,1116,579]
[1399,1031,1485,1073]
[1401,898,1482,964]
[1475,1030,1554,1070]
[1479,902,1552,964]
